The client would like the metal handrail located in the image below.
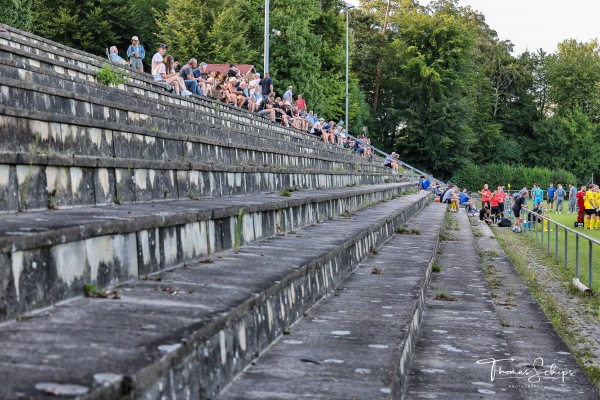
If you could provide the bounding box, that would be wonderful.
[344,132,445,186]
[520,209,599,289]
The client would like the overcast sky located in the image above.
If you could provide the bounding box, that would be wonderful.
[349,0,600,54]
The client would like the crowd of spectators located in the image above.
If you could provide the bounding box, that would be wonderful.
[108,36,387,163]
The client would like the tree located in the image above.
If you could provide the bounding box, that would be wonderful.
[206,3,257,64]
[33,0,136,56]
[0,0,33,31]
[268,0,323,112]
[547,39,600,121]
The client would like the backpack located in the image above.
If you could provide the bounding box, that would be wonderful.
[497,218,511,227]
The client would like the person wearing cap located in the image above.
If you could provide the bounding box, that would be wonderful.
[384,152,400,175]
[108,46,129,66]
[127,36,145,72]
[283,85,293,102]
[151,44,167,79]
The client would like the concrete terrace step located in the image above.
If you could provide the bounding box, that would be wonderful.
[403,212,597,399]
[220,202,446,399]
[0,26,382,171]
[0,191,431,400]
[0,183,417,322]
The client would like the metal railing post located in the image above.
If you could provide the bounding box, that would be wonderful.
[575,235,580,278]
[589,241,593,288]
[564,227,568,269]
[555,223,558,263]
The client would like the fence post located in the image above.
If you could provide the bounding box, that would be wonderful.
[589,240,593,289]
[555,223,559,263]
[575,235,580,278]
[564,227,568,269]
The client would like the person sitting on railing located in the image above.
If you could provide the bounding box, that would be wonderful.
[383,152,400,175]
[127,36,145,72]
[108,46,129,66]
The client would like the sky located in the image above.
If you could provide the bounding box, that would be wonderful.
[458,0,600,54]
[347,0,600,54]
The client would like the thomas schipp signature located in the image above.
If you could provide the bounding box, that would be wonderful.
[476,357,576,383]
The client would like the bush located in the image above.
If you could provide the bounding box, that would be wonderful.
[96,63,128,87]
[452,163,577,193]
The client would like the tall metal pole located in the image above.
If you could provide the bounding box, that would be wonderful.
[264,0,270,73]
[345,5,354,134]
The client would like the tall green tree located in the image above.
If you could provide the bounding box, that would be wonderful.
[546,39,600,121]
[33,0,135,56]
[0,0,33,31]
[268,0,323,112]
[206,2,257,64]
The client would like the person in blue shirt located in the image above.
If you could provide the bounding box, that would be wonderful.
[108,46,129,66]
[532,184,543,207]
[555,184,566,214]
[418,175,431,190]
[546,182,556,212]
[127,36,145,72]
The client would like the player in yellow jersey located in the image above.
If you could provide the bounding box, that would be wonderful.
[595,185,600,229]
[583,186,597,229]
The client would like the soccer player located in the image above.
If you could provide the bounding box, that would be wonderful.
[583,185,597,229]
[576,185,586,225]
[546,182,556,211]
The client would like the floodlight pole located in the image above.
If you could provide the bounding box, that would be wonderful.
[264,0,270,73]
[345,4,354,134]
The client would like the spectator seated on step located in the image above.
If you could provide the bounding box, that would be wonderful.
[108,46,129,66]
[354,135,373,158]
[419,175,431,190]
[442,184,459,211]
[383,152,400,175]
[192,62,213,97]
[152,55,189,96]
[310,118,326,137]
[179,58,204,96]
[479,203,492,225]
[459,189,477,214]
[256,92,277,123]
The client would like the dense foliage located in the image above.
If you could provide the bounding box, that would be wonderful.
[2,0,599,185]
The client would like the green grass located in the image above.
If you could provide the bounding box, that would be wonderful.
[518,201,600,292]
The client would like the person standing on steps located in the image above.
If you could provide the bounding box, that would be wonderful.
[127,36,145,72]
[259,72,273,100]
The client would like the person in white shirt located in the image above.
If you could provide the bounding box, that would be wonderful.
[151,44,167,81]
